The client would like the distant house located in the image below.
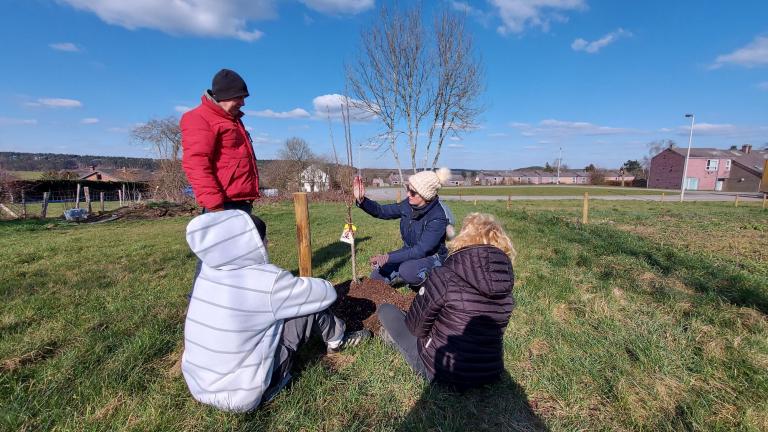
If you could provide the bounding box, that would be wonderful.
[475,172,505,185]
[388,172,408,185]
[648,144,767,192]
[78,166,156,183]
[444,174,465,187]
[371,177,388,187]
[558,170,590,185]
[604,170,636,183]
[300,165,330,192]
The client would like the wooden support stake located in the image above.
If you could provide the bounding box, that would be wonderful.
[396,189,401,203]
[507,195,511,210]
[21,191,27,219]
[293,192,312,277]
[582,192,589,225]
[474,199,477,206]
[84,187,92,213]
[763,193,767,210]
[75,184,81,209]
[661,192,665,202]
[118,189,123,207]
[100,192,105,212]
[41,192,49,218]
[735,194,739,207]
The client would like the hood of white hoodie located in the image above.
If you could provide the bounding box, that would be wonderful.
[186,210,268,270]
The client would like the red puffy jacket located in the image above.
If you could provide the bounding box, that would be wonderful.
[181,93,260,210]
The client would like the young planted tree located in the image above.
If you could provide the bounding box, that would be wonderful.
[131,117,187,202]
[347,3,483,181]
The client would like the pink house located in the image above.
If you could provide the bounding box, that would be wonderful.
[648,144,766,191]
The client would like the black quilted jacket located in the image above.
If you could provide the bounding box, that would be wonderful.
[404,244,515,389]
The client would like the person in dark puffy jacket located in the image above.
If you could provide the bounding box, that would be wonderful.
[353,170,454,288]
[376,212,517,390]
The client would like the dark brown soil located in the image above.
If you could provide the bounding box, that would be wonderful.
[331,278,415,333]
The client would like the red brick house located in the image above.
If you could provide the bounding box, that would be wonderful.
[648,144,767,192]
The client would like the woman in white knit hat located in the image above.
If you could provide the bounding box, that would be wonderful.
[354,169,454,288]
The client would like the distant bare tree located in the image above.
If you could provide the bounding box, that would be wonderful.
[348,3,483,179]
[132,117,188,202]
[279,137,317,192]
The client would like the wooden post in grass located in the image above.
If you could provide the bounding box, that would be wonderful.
[118,189,123,207]
[41,192,49,218]
[507,195,511,210]
[474,199,477,206]
[293,192,312,277]
[459,191,462,201]
[661,192,665,202]
[21,191,26,219]
[75,184,81,209]
[100,192,105,212]
[396,188,401,203]
[84,187,92,213]
[763,193,767,210]
[735,194,740,207]
[582,192,589,224]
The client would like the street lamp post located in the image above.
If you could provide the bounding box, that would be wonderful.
[680,114,695,202]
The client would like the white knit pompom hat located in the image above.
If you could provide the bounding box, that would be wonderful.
[408,168,451,201]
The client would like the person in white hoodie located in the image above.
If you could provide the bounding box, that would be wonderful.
[182,209,371,412]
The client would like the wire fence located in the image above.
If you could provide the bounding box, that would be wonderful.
[0,184,147,220]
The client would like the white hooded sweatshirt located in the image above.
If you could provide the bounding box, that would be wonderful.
[182,210,337,412]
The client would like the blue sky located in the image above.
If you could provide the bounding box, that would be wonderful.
[0,0,766,170]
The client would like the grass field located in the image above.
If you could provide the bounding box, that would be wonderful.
[8,171,44,180]
[439,185,662,196]
[1,200,766,431]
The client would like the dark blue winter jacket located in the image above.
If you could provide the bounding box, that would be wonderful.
[357,197,453,265]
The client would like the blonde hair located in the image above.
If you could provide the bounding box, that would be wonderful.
[447,212,517,263]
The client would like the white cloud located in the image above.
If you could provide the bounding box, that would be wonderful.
[489,0,586,35]
[571,28,631,54]
[312,93,374,121]
[711,35,768,69]
[49,42,80,52]
[670,122,768,138]
[80,117,99,124]
[0,117,37,126]
[27,98,83,108]
[449,136,462,141]
[246,108,311,119]
[58,0,276,42]
[175,105,192,113]
[488,132,509,137]
[511,119,634,136]
[758,81,768,91]
[451,1,493,26]
[448,143,465,148]
[298,0,373,15]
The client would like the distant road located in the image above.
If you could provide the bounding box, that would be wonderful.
[365,186,766,202]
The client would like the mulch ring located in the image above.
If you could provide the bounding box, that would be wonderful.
[79,202,199,223]
[331,278,415,334]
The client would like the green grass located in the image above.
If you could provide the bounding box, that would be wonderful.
[440,185,662,196]
[1,200,766,431]
[8,171,44,180]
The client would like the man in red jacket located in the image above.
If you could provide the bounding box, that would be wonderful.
[181,68,260,214]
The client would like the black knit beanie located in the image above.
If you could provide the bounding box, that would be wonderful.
[211,69,249,101]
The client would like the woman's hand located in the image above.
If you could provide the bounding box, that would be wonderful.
[353,175,365,202]
[369,254,389,269]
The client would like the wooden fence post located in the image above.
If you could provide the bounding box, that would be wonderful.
[21,191,27,219]
[41,192,49,218]
[735,194,740,207]
[507,195,511,210]
[118,189,123,207]
[474,199,477,206]
[100,192,105,212]
[293,192,312,277]
[763,193,767,210]
[75,184,81,209]
[396,189,401,203]
[84,187,92,213]
[582,192,589,224]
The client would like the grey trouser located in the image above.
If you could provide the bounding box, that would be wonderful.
[370,255,441,286]
[262,309,346,403]
[377,304,432,380]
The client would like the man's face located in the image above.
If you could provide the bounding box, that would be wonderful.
[218,96,246,115]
